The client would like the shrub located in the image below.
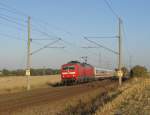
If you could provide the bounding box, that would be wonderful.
[2,69,10,76]
[130,65,148,77]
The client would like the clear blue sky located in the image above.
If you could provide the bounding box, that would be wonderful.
[0,0,150,70]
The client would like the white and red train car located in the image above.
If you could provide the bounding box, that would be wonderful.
[61,61,114,82]
[61,61,95,82]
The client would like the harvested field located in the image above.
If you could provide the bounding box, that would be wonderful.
[96,77,150,115]
[0,79,117,115]
[3,76,149,115]
[0,75,61,94]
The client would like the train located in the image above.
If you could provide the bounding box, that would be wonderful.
[61,61,115,83]
[61,61,95,82]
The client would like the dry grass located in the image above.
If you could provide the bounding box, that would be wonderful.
[56,82,117,115]
[95,77,150,115]
[11,86,113,115]
[0,75,61,94]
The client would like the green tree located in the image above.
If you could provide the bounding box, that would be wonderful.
[2,69,10,76]
[130,65,148,77]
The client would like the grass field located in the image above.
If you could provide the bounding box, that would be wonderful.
[0,75,61,94]
[0,75,149,114]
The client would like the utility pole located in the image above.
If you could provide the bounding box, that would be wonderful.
[118,17,123,85]
[26,16,31,90]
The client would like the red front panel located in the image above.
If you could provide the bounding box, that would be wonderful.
[61,64,79,80]
[61,62,95,81]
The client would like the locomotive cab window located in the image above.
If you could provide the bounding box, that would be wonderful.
[63,67,68,70]
[63,66,75,70]
[69,66,75,70]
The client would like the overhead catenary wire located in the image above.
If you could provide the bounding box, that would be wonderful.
[31,38,61,55]
[82,46,101,48]
[30,17,74,37]
[0,21,26,32]
[0,33,26,41]
[46,46,65,48]
[0,1,61,42]
[84,37,119,55]
[31,26,59,40]
[0,0,85,49]
[85,36,118,39]
[0,32,42,46]
[0,12,62,45]
[103,0,119,19]
[0,12,26,23]
[0,4,68,52]
[0,15,26,27]
[31,38,55,40]
[0,2,28,17]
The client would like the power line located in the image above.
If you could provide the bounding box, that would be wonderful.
[0,2,66,51]
[0,15,26,27]
[103,0,119,19]
[0,2,27,17]
[0,2,53,42]
[0,12,26,23]
[82,46,100,48]
[0,33,26,41]
[46,46,65,48]
[31,17,74,37]
[84,37,119,55]
[0,21,26,32]
[85,36,118,39]
[31,26,59,40]
[0,32,42,46]
[0,1,84,49]
[31,38,61,55]
[31,38,54,40]
[60,39,75,46]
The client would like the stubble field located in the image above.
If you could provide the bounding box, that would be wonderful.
[0,75,61,94]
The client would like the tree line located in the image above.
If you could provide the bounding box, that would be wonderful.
[0,68,60,76]
[0,65,149,77]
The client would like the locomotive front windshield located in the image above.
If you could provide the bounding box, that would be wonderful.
[63,66,75,70]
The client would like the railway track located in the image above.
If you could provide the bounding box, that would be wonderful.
[0,78,117,114]
[50,76,114,87]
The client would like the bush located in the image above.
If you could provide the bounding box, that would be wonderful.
[130,65,148,77]
[2,69,10,76]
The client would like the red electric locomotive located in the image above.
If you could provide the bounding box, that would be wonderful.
[61,61,95,82]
